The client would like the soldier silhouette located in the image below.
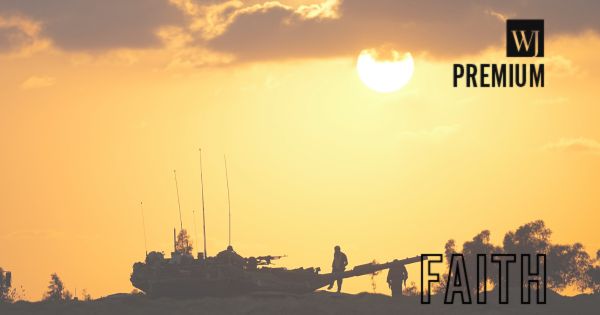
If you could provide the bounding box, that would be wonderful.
[387,262,408,299]
[216,245,245,266]
[327,245,348,293]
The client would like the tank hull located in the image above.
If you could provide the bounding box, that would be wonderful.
[131,262,327,297]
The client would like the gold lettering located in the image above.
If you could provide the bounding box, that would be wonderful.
[511,30,539,56]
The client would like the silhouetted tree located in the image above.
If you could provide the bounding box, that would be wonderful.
[175,229,193,255]
[503,220,551,255]
[443,220,596,295]
[587,250,600,293]
[503,220,593,292]
[502,221,551,293]
[63,290,73,301]
[444,239,456,262]
[547,243,591,291]
[440,232,502,297]
[44,273,70,301]
[431,239,456,294]
[461,230,503,295]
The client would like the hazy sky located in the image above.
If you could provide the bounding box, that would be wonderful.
[1,0,599,300]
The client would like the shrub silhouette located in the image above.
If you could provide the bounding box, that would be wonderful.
[44,273,72,301]
[175,229,193,255]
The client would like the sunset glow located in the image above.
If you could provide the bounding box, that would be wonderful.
[0,0,599,304]
[356,48,414,93]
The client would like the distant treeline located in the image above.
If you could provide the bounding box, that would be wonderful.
[433,220,600,295]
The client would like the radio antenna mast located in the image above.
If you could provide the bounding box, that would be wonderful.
[140,201,148,256]
[199,149,208,257]
[224,154,232,247]
[174,170,183,231]
[192,208,199,256]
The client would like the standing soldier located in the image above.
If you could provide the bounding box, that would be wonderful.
[327,245,348,293]
[387,262,408,299]
[0,269,12,301]
[216,245,245,266]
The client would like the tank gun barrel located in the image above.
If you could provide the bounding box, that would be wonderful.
[345,255,422,277]
[310,255,425,291]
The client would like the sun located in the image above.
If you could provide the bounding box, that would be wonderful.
[356,47,414,93]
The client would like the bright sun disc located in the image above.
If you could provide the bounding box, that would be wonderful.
[356,48,414,93]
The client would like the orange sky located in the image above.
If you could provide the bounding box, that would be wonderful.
[1,0,599,300]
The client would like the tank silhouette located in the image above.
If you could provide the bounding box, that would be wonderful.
[132,157,425,297]
[131,247,424,297]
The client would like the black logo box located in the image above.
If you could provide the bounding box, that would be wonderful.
[506,19,544,57]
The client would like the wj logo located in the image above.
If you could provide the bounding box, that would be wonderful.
[452,18,545,88]
[506,19,544,57]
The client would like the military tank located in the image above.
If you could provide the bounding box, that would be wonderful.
[130,246,424,298]
[132,158,425,297]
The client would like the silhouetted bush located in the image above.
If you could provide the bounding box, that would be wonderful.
[175,229,193,255]
[43,273,72,301]
[81,289,92,301]
[404,281,420,297]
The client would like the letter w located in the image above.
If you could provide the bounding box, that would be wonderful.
[512,30,539,56]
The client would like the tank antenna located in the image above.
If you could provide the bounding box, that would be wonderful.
[140,201,148,256]
[199,149,208,257]
[173,170,183,231]
[192,208,199,257]
[224,154,232,247]
[173,227,176,252]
